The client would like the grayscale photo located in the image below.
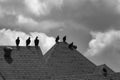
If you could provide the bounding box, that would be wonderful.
[0,0,119,80]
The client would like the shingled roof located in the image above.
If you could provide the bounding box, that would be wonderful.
[0,46,53,80]
[44,42,96,76]
[0,42,119,80]
[94,64,114,75]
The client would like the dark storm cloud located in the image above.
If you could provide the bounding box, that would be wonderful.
[46,0,120,31]
[0,0,64,33]
[0,0,120,32]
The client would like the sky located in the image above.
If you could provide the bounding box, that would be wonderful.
[1,0,120,72]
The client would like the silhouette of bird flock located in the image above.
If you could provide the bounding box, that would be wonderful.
[4,35,78,65]
[15,35,77,50]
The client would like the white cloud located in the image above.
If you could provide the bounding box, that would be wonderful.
[17,14,38,25]
[84,30,120,71]
[85,30,120,56]
[0,29,55,54]
[24,0,63,16]
[16,14,64,32]
[24,0,47,16]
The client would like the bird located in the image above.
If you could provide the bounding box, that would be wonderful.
[68,42,73,49]
[26,37,31,46]
[73,45,77,49]
[63,36,66,43]
[55,35,60,43]
[16,37,20,47]
[34,36,39,46]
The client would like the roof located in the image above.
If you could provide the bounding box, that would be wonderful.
[94,64,114,75]
[0,44,117,80]
[44,42,96,76]
[0,46,53,80]
[55,74,109,80]
[0,72,5,80]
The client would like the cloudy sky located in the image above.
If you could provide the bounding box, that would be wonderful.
[1,0,120,72]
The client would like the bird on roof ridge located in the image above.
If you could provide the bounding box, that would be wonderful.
[55,35,60,43]
[26,37,31,47]
[63,36,66,43]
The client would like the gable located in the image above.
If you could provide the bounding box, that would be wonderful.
[94,64,114,75]
[44,42,96,76]
[0,46,53,80]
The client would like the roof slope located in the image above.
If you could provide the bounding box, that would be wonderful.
[94,64,114,75]
[0,46,53,80]
[44,42,96,76]
[55,74,109,80]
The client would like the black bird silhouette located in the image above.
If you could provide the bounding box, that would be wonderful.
[26,37,31,46]
[68,42,73,49]
[34,36,39,46]
[16,37,20,47]
[63,36,66,42]
[55,36,59,43]
[73,45,77,49]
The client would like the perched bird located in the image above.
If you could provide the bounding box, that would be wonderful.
[26,37,31,46]
[34,36,39,46]
[68,42,73,49]
[16,37,20,47]
[73,45,77,49]
[55,35,60,43]
[63,36,66,42]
